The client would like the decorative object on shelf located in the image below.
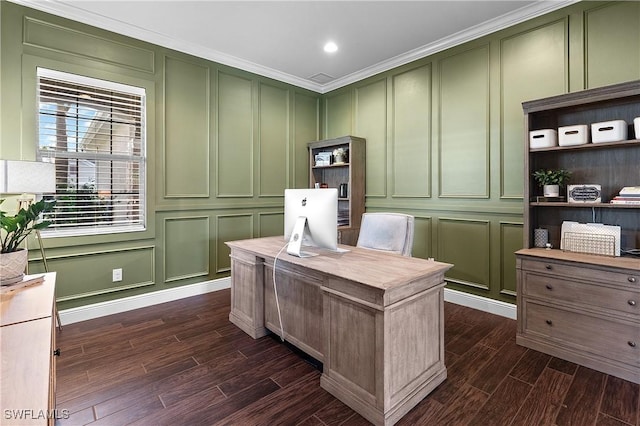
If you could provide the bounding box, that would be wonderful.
[529,129,557,149]
[567,184,602,203]
[611,186,640,205]
[634,117,640,139]
[533,168,571,198]
[558,124,589,146]
[339,183,348,198]
[560,221,621,257]
[314,152,332,166]
[0,160,56,286]
[591,119,627,143]
[534,228,549,248]
[333,147,348,164]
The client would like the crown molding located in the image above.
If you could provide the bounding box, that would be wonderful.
[8,0,580,94]
[322,0,580,92]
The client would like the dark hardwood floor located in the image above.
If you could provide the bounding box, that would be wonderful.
[55,289,640,426]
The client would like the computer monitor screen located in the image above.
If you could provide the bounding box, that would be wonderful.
[284,188,338,257]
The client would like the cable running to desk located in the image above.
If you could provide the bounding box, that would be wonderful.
[272,242,289,343]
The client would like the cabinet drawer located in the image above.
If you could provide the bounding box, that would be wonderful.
[524,301,640,367]
[521,259,639,287]
[524,273,640,317]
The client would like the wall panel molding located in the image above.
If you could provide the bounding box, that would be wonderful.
[23,16,154,73]
[584,2,640,88]
[438,45,490,199]
[438,218,491,290]
[258,211,284,238]
[216,213,254,273]
[412,215,433,259]
[391,65,432,198]
[499,221,523,297]
[499,18,568,199]
[163,56,211,198]
[164,216,210,282]
[258,82,289,197]
[51,246,155,302]
[355,78,387,197]
[217,71,254,197]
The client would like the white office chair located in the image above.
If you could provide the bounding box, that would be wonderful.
[356,213,415,257]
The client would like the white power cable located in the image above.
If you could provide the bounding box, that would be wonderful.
[272,242,289,342]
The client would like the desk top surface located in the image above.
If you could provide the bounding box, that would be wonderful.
[1,272,56,327]
[227,236,452,291]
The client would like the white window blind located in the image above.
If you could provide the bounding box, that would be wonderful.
[37,68,146,237]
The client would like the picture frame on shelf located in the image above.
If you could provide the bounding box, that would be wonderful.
[314,152,332,166]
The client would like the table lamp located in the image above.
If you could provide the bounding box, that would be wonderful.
[0,159,61,328]
[0,159,56,210]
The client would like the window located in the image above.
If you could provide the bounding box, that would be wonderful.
[37,68,146,237]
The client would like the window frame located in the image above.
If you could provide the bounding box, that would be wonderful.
[36,67,148,238]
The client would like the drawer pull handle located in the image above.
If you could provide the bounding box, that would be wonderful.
[629,341,637,348]
[629,277,637,283]
[545,284,553,290]
[629,300,637,306]
[545,265,552,270]
[545,320,553,326]
[53,348,61,357]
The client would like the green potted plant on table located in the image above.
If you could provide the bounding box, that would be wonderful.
[532,168,571,198]
[0,199,55,285]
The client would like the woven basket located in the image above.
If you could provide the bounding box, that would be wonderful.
[0,249,28,286]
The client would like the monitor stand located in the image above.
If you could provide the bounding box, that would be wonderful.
[287,216,318,258]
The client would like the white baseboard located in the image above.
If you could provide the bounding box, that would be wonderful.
[59,278,516,326]
[444,288,517,320]
[58,277,231,325]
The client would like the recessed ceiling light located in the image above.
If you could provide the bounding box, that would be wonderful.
[324,41,338,53]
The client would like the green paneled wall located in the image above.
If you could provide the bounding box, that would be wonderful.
[164,216,210,282]
[0,2,320,309]
[1,1,639,309]
[217,71,254,197]
[293,93,320,188]
[439,46,490,198]
[258,83,289,196]
[323,1,640,303]
[164,57,210,198]
[392,65,431,198]
[355,79,387,197]
[585,2,640,88]
[500,19,567,199]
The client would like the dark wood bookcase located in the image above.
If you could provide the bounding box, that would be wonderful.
[523,80,640,252]
[308,136,365,246]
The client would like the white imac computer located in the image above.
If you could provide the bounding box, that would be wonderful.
[284,188,338,257]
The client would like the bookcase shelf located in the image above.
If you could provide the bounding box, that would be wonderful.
[308,136,365,246]
[516,80,640,385]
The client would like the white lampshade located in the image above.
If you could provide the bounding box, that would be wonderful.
[0,160,56,194]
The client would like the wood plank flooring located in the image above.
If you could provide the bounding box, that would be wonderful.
[55,289,640,425]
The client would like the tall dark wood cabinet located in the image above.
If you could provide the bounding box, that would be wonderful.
[516,80,640,384]
[308,136,365,246]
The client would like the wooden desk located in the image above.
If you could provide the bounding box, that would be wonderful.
[1,273,58,425]
[226,237,452,426]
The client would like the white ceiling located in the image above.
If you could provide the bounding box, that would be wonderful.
[11,0,578,93]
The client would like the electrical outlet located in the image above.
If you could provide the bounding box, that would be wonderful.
[112,268,123,282]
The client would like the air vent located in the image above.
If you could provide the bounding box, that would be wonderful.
[308,73,335,84]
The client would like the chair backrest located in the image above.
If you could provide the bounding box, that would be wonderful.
[356,213,415,257]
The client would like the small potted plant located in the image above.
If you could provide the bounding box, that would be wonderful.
[532,168,571,198]
[0,199,56,285]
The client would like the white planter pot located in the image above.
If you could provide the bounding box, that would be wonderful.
[543,184,560,197]
[0,249,27,286]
